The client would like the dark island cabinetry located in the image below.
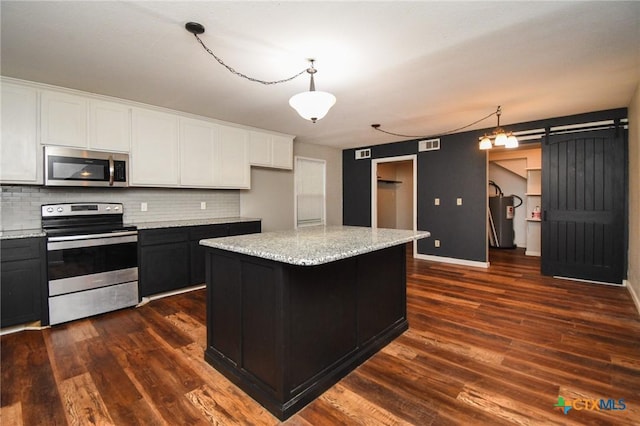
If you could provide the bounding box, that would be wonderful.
[139,221,260,297]
[204,243,408,420]
[0,237,46,327]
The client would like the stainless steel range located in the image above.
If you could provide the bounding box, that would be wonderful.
[42,202,138,325]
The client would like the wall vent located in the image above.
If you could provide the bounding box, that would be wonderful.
[355,148,371,159]
[418,138,440,152]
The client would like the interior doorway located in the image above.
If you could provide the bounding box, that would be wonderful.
[371,155,417,255]
[487,146,542,264]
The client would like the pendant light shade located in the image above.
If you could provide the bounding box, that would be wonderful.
[289,90,336,123]
[494,132,508,146]
[505,134,519,148]
[289,60,336,123]
[479,136,493,150]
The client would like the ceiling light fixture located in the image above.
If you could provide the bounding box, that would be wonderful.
[185,22,336,123]
[479,106,519,150]
[288,60,336,123]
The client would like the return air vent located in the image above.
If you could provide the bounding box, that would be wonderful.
[355,148,371,159]
[418,138,440,152]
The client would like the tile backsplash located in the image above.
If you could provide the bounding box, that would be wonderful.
[0,185,240,230]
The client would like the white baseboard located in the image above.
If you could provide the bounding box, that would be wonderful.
[525,250,541,256]
[414,253,489,269]
[137,284,206,306]
[625,279,640,315]
[0,321,47,336]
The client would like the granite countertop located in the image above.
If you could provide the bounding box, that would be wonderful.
[132,217,261,230]
[200,225,431,266]
[0,228,47,240]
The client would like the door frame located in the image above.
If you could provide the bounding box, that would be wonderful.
[371,154,417,256]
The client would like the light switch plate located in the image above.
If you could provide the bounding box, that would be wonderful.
[200,201,207,210]
[141,202,148,212]
[434,198,440,206]
[457,198,463,206]
[434,239,440,247]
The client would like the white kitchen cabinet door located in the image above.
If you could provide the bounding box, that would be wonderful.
[0,83,39,183]
[248,130,272,167]
[180,118,217,187]
[131,108,180,186]
[271,134,293,169]
[216,126,250,188]
[89,100,130,152]
[41,90,88,148]
[248,131,293,170]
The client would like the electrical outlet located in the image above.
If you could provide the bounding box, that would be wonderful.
[434,239,440,248]
[200,201,207,210]
[141,202,147,212]
[457,198,463,206]
[434,198,440,206]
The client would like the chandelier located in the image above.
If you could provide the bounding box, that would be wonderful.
[185,22,335,123]
[479,106,518,150]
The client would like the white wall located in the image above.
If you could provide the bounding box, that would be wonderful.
[239,141,343,231]
[627,82,640,313]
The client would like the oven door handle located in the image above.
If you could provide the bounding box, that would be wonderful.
[108,155,115,186]
[48,231,137,250]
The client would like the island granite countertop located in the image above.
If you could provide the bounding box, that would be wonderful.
[200,225,430,266]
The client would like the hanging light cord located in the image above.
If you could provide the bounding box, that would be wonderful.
[191,32,308,85]
[371,108,500,139]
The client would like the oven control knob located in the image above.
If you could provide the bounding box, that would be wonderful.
[114,206,120,211]
[46,207,54,213]
[106,207,111,211]
[57,207,63,213]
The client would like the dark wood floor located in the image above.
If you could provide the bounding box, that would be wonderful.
[2,248,639,425]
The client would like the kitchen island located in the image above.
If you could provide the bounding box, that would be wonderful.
[199,225,430,420]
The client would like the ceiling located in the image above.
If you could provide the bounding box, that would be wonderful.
[2,1,639,149]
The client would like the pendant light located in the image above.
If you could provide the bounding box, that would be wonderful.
[185,22,336,123]
[289,60,336,123]
[478,106,519,150]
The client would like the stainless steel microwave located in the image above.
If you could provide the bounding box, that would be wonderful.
[44,146,129,187]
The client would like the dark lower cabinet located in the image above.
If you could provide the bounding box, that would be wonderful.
[139,221,261,297]
[1,237,46,328]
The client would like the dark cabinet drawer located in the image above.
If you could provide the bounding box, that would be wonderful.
[1,238,42,261]
[229,221,261,236]
[139,228,189,246]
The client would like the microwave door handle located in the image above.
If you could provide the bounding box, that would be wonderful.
[108,155,114,186]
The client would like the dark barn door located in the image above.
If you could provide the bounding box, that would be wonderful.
[542,128,626,284]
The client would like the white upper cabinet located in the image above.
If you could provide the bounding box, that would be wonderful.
[2,78,294,188]
[216,126,250,188]
[41,91,88,148]
[0,82,39,183]
[180,118,217,187]
[131,108,180,186]
[249,130,293,170]
[41,90,130,152]
[89,100,131,152]
[271,134,294,169]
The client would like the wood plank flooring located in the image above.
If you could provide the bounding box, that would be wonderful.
[2,248,639,425]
